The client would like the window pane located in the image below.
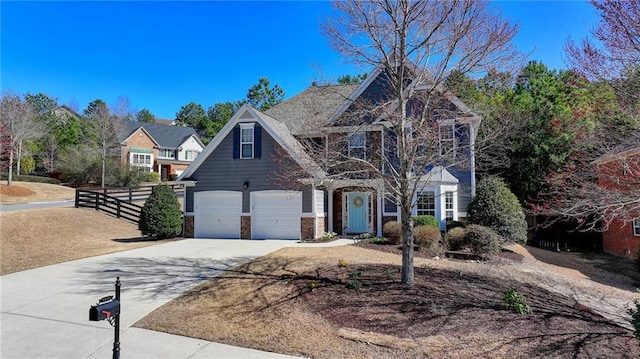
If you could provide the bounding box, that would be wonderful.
[349,133,365,147]
[241,128,253,142]
[417,191,435,216]
[445,191,454,210]
[242,144,253,158]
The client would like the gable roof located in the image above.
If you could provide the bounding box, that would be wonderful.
[178,104,326,181]
[119,121,200,148]
[265,84,358,136]
[54,105,81,119]
[326,64,481,127]
[420,165,459,184]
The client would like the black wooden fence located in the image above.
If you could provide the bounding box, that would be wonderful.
[93,184,183,203]
[75,190,143,224]
[75,184,183,224]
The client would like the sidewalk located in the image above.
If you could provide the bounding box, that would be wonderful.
[1,238,351,358]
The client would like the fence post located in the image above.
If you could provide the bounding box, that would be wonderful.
[117,200,121,219]
[129,187,133,203]
[95,193,99,211]
[75,190,79,208]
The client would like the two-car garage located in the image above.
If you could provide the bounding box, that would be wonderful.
[193,190,302,240]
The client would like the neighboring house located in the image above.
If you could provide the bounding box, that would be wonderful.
[54,105,81,120]
[593,145,640,259]
[119,121,205,180]
[178,66,480,240]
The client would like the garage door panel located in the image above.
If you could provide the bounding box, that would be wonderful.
[194,191,241,238]
[252,191,301,240]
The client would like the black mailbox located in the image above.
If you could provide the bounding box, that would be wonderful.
[90,299,120,321]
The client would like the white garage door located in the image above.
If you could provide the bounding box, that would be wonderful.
[194,191,241,238]
[252,191,302,240]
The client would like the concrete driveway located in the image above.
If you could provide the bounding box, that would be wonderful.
[1,238,351,358]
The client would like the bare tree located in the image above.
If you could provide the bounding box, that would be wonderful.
[84,99,123,188]
[0,93,42,185]
[535,0,640,228]
[315,0,520,285]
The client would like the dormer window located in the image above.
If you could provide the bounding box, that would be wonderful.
[348,132,366,160]
[232,123,262,160]
[240,123,254,159]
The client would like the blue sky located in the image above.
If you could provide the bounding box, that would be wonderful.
[1,1,598,120]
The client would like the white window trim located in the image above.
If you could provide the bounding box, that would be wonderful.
[348,132,366,160]
[634,218,640,237]
[412,184,458,230]
[129,152,153,169]
[158,148,175,159]
[240,123,255,159]
[185,150,200,160]
[439,123,456,157]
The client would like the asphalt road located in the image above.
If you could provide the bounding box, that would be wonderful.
[0,200,75,212]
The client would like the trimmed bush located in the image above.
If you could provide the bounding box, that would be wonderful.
[446,220,465,230]
[0,173,61,185]
[464,224,502,257]
[413,215,440,229]
[446,227,467,251]
[145,172,161,183]
[383,221,402,245]
[139,184,182,239]
[414,225,442,254]
[467,177,527,244]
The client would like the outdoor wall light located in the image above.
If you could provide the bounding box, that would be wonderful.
[243,181,249,189]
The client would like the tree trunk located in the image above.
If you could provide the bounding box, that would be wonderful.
[16,140,22,176]
[8,146,14,186]
[400,197,414,285]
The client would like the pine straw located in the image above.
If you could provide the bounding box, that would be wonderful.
[136,245,640,358]
[0,207,177,275]
[0,182,75,204]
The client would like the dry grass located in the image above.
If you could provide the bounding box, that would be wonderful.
[137,245,640,359]
[0,182,76,204]
[0,207,177,275]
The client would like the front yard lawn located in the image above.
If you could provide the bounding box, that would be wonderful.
[136,245,640,358]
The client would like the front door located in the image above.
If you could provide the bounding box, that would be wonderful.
[347,192,368,233]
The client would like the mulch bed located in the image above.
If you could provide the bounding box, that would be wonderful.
[355,240,525,264]
[0,184,35,197]
[292,263,639,358]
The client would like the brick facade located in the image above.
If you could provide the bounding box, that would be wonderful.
[332,187,378,235]
[597,152,640,259]
[301,217,315,240]
[241,216,251,239]
[603,218,639,259]
[184,215,194,238]
[121,128,158,165]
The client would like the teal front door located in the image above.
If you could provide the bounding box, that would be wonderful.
[347,192,368,233]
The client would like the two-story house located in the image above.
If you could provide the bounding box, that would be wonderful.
[178,67,480,239]
[119,121,204,180]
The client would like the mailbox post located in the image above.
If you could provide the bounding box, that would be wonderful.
[89,277,121,359]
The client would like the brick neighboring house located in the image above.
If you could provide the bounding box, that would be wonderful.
[593,145,640,259]
[119,122,204,180]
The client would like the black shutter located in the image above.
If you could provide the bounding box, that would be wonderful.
[232,127,240,159]
[254,126,262,159]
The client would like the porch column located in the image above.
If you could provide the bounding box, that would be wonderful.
[311,184,317,239]
[328,188,334,233]
[376,188,383,237]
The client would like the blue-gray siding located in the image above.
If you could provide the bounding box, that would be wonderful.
[185,123,311,213]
